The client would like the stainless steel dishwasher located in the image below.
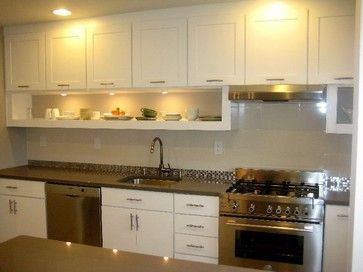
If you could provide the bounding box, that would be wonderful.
[45,183,102,247]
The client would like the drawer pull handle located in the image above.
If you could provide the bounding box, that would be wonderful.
[186,224,204,229]
[334,77,353,80]
[5,186,18,189]
[17,85,29,88]
[266,78,285,81]
[337,214,349,218]
[130,213,134,231]
[186,244,204,249]
[206,79,223,83]
[150,81,165,84]
[13,200,17,215]
[9,200,13,214]
[186,204,204,208]
[57,84,70,87]
[100,82,114,86]
[126,198,142,202]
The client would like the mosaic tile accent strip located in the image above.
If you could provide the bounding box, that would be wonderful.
[28,160,235,184]
[325,177,351,192]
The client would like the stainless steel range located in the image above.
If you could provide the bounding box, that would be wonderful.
[219,168,326,272]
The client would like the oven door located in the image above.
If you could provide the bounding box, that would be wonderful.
[219,216,323,272]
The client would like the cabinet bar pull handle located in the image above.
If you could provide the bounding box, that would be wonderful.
[149,81,165,84]
[186,244,204,249]
[126,198,142,202]
[9,200,13,214]
[5,186,18,189]
[17,85,29,88]
[66,194,80,198]
[206,79,223,83]
[13,201,17,215]
[334,77,354,80]
[130,213,134,231]
[57,84,70,87]
[186,224,204,229]
[100,82,114,86]
[135,214,139,231]
[266,78,285,81]
[186,203,204,208]
[337,214,349,218]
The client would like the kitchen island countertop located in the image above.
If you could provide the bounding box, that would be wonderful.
[0,236,261,272]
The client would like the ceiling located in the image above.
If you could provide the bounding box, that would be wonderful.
[0,0,238,26]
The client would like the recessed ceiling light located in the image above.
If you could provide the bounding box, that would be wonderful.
[52,8,72,16]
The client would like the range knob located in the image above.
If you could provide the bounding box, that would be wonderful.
[276,205,282,215]
[266,205,273,215]
[294,207,300,216]
[232,201,239,211]
[285,207,291,215]
[248,203,256,213]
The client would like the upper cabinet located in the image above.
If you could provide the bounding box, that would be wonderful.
[309,2,355,84]
[246,3,308,84]
[5,32,46,91]
[87,24,132,89]
[46,27,86,90]
[132,18,187,88]
[188,14,245,86]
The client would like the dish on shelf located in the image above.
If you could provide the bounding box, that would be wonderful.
[198,116,222,121]
[136,117,157,121]
[163,116,182,121]
[103,115,133,121]
[56,116,80,120]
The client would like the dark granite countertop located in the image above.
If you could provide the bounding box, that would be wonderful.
[324,191,350,206]
[0,236,260,272]
[0,165,228,196]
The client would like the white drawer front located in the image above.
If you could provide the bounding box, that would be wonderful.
[175,194,219,216]
[0,179,45,198]
[175,214,218,237]
[174,253,218,264]
[175,233,218,258]
[102,188,173,212]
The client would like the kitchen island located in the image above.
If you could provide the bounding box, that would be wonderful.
[0,236,261,272]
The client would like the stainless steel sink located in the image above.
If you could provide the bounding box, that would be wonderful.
[118,175,181,186]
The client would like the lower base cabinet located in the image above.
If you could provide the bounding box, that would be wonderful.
[323,205,350,272]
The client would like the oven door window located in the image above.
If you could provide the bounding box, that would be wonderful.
[235,230,304,264]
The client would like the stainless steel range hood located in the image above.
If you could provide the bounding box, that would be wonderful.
[228,84,327,102]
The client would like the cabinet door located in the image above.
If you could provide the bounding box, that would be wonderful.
[246,3,307,84]
[323,205,350,272]
[46,27,86,90]
[0,196,17,243]
[188,14,244,86]
[309,2,354,84]
[133,18,187,87]
[102,206,137,252]
[14,196,47,239]
[5,32,45,91]
[87,24,132,89]
[136,210,173,257]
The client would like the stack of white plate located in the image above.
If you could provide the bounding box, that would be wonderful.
[163,113,182,121]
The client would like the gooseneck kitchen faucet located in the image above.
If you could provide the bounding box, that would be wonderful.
[150,137,171,176]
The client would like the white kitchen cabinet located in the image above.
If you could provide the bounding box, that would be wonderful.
[245,3,308,84]
[326,85,353,134]
[5,32,45,91]
[188,14,244,86]
[87,24,132,89]
[323,205,350,272]
[46,27,86,90]
[0,179,46,243]
[174,193,219,264]
[309,2,355,84]
[132,18,187,87]
[101,188,173,257]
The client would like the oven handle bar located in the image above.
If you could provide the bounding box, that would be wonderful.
[225,222,313,233]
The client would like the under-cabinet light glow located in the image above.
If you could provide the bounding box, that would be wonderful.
[109,92,115,96]
[60,92,68,97]
[53,8,72,16]
[112,249,118,253]
[161,90,168,95]
[66,242,71,246]
[163,257,169,261]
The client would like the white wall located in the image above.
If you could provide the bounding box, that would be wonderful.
[0,28,27,169]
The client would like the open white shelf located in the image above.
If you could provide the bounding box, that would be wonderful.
[6,86,235,131]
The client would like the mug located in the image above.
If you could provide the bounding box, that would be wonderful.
[186,107,199,121]
[45,108,52,119]
[91,111,101,120]
[52,108,60,120]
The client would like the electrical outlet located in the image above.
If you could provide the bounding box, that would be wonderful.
[39,136,47,147]
[214,140,223,155]
[94,137,101,150]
